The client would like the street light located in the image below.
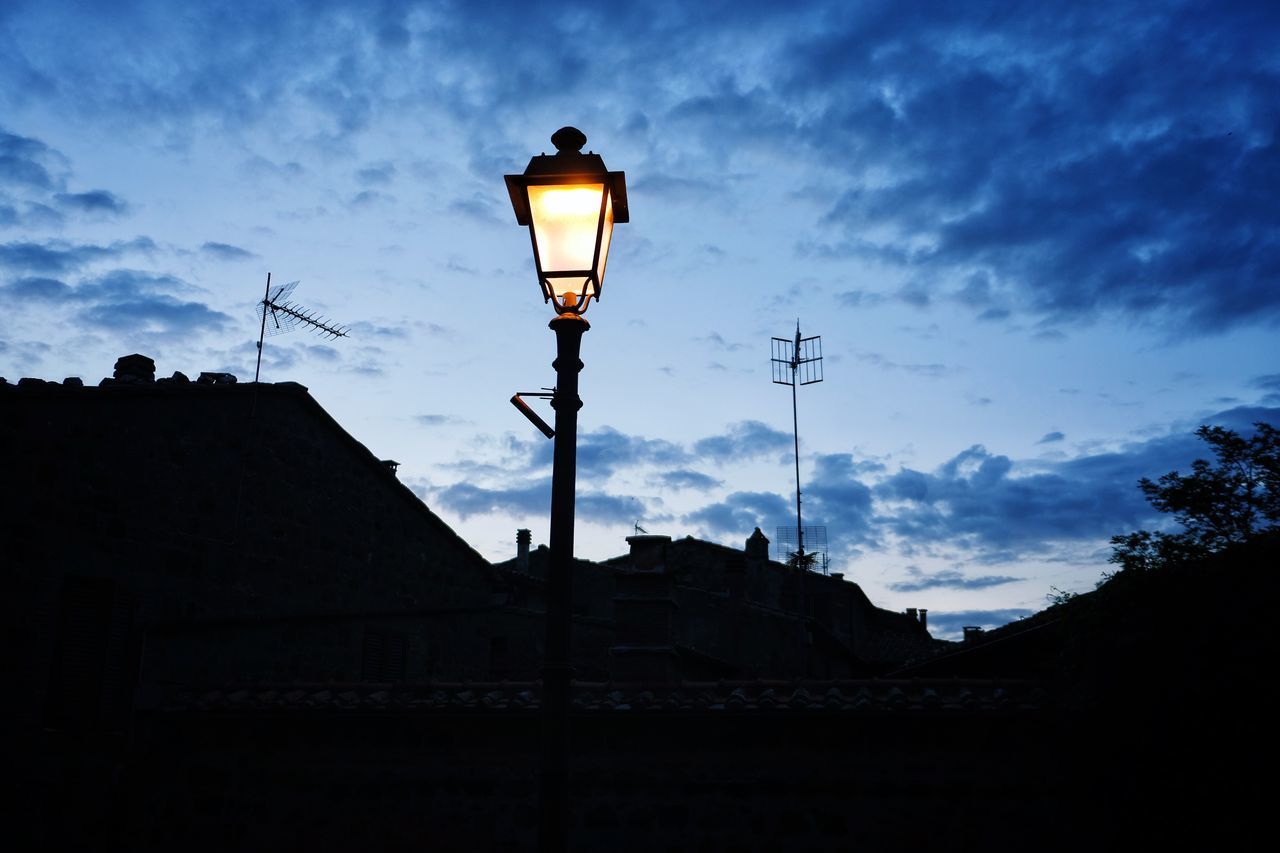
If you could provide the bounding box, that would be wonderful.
[506,127,628,852]
[505,125,629,316]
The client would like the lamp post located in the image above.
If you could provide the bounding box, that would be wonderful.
[506,127,628,852]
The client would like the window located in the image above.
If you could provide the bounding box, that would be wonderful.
[361,627,407,681]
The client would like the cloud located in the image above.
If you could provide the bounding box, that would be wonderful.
[693,420,793,463]
[872,405,1280,559]
[3,267,231,338]
[201,241,256,261]
[524,425,688,479]
[1,276,73,302]
[887,566,1022,593]
[1252,374,1280,405]
[347,320,412,340]
[416,413,464,427]
[925,609,1036,639]
[697,332,744,351]
[73,269,233,336]
[433,478,648,526]
[1037,431,1065,444]
[684,490,793,537]
[788,2,1280,334]
[448,193,503,224]
[0,128,64,189]
[0,236,155,274]
[800,452,880,544]
[434,479,550,518]
[651,469,723,492]
[355,161,396,186]
[349,190,392,208]
[54,190,126,215]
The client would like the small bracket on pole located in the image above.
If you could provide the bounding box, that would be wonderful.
[511,391,556,439]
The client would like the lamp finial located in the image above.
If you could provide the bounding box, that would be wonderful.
[551,126,587,154]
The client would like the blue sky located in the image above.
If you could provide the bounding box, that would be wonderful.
[3,0,1277,637]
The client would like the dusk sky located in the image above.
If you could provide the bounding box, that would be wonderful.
[3,0,1277,638]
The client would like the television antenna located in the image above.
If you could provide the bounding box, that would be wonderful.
[776,525,829,575]
[254,272,349,382]
[771,320,823,569]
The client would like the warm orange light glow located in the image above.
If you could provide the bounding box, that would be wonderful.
[528,183,612,300]
[531,186,604,217]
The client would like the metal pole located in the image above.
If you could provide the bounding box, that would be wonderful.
[254,272,271,383]
[792,324,804,560]
[538,313,587,853]
[792,368,804,560]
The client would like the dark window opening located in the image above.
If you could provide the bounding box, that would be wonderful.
[361,627,407,681]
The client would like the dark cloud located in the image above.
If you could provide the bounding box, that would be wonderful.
[0,236,155,274]
[434,478,647,526]
[54,190,126,215]
[697,332,744,351]
[348,320,411,339]
[786,2,1280,334]
[201,241,256,261]
[1,276,73,302]
[651,469,723,492]
[525,426,688,480]
[1037,431,1065,444]
[874,405,1280,559]
[803,453,878,543]
[835,289,888,309]
[693,420,793,463]
[434,479,550,518]
[684,490,793,537]
[349,190,391,208]
[448,193,503,224]
[577,493,649,526]
[239,156,305,181]
[888,567,1022,593]
[1252,374,1280,405]
[0,128,62,189]
[855,352,954,378]
[355,161,396,186]
[925,609,1035,639]
[416,413,463,427]
[73,269,233,336]
[4,266,231,338]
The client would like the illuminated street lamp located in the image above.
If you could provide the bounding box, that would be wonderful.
[506,127,628,852]
[505,125,629,316]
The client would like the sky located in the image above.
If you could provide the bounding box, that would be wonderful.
[3,0,1277,638]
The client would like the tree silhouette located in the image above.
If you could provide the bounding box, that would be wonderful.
[1110,422,1279,572]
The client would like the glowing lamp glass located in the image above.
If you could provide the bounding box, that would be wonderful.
[528,183,613,301]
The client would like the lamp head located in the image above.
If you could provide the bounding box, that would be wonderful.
[505,127,629,316]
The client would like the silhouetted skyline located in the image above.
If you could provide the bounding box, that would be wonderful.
[2,0,1277,637]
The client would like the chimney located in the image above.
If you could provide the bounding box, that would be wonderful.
[626,533,672,570]
[516,528,531,574]
[745,527,770,562]
[611,535,677,682]
[964,626,985,643]
[112,353,156,383]
[918,608,928,631]
[906,607,918,621]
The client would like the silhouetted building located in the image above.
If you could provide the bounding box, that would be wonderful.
[6,355,1082,852]
[3,355,505,736]
[491,530,938,682]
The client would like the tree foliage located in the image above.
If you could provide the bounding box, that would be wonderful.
[1110,422,1279,572]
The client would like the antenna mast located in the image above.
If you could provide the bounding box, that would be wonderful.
[253,273,350,382]
[771,320,824,568]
